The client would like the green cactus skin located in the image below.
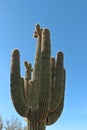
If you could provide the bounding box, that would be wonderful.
[10,24,66,130]
[37,28,51,122]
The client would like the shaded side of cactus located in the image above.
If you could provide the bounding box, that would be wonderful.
[10,24,66,130]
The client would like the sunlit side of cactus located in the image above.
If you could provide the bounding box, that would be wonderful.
[10,24,66,130]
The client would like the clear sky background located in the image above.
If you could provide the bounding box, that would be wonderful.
[0,0,87,130]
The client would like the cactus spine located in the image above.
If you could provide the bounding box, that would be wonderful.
[10,24,66,130]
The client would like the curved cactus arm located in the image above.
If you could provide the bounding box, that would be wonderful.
[10,49,30,117]
[38,28,51,122]
[49,51,65,113]
[46,68,66,125]
[46,97,64,125]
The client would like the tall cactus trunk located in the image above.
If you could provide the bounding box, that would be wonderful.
[37,28,51,122]
[27,119,46,130]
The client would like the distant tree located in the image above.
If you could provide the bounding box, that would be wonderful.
[23,126,27,130]
[4,116,22,130]
[0,115,3,130]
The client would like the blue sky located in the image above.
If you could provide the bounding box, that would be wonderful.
[0,0,87,129]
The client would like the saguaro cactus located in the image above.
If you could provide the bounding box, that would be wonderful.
[10,24,66,130]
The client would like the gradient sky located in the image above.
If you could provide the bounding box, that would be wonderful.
[0,0,87,129]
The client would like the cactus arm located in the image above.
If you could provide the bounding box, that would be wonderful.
[33,24,41,81]
[46,68,66,125]
[49,51,65,113]
[24,61,32,103]
[21,77,26,100]
[38,28,51,121]
[50,57,55,89]
[10,49,30,117]
[24,61,32,81]
[46,97,64,125]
